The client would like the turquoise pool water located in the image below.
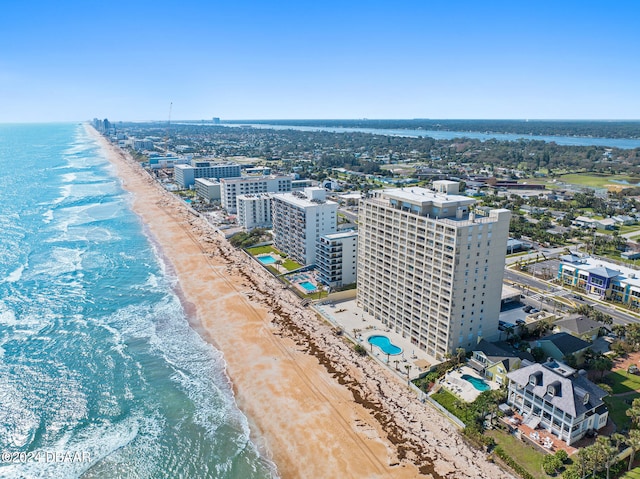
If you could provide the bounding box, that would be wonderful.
[258,255,277,265]
[299,281,317,292]
[461,374,490,391]
[367,335,402,355]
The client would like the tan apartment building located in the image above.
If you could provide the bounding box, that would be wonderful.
[357,182,511,359]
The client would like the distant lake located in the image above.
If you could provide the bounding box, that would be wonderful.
[222,123,640,149]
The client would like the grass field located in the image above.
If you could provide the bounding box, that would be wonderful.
[605,394,640,431]
[620,224,640,235]
[608,370,640,395]
[486,429,550,479]
[622,466,640,478]
[558,173,640,189]
[246,245,278,256]
[246,245,303,271]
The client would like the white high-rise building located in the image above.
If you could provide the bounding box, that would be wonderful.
[271,187,338,265]
[236,193,273,230]
[221,175,292,214]
[357,182,511,359]
[316,231,358,288]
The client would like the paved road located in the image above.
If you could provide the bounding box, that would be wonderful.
[504,268,640,326]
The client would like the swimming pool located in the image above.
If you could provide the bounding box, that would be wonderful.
[367,335,402,355]
[299,281,317,292]
[461,374,490,391]
[258,255,277,265]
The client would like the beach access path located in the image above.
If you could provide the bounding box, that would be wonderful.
[91,125,513,479]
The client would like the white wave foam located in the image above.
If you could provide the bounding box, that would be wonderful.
[42,209,54,224]
[0,417,141,479]
[62,172,77,183]
[3,264,25,283]
[52,184,72,205]
[0,301,17,326]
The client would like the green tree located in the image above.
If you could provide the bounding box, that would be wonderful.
[628,429,640,471]
[555,449,569,464]
[573,447,591,479]
[542,453,563,475]
[627,397,640,428]
[594,436,617,479]
[561,465,581,479]
[455,347,466,364]
[611,432,626,451]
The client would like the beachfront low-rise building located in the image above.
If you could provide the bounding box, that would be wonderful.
[221,175,292,214]
[506,361,609,446]
[316,231,358,288]
[271,187,338,265]
[236,193,273,230]
[174,160,241,188]
[194,178,221,203]
[558,254,640,305]
[357,181,511,359]
[147,156,189,170]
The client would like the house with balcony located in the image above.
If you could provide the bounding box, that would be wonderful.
[469,339,534,385]
[558,254,640,305]
[506,361,609,446]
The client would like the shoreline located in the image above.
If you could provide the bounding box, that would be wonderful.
[89,125,514,478]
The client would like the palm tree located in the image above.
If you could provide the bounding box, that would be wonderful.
[505,325,515,343]
[404,364,412,384]
[611,323,626,340]
[626,398,640,428]
[595,436,618,479]
[575,447,590,479]
[628,429,640,471]
[455,347,466,365]
[612,432,626,451]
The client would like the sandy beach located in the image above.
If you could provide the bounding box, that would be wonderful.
[91,125,514,479]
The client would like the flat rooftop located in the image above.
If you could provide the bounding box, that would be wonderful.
[379,187,475,208]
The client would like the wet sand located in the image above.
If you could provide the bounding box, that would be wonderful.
[91,125,513,479]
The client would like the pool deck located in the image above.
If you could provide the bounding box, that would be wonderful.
[439,365,500,402]
[313,298,438,382]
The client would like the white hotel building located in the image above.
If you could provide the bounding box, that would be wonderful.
[271,187,338,265]
[221,175,292,214]
[174,161,241,188]
[357,181,511,359]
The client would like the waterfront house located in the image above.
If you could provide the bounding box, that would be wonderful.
[469,339,533,385]
[506,361,609,446]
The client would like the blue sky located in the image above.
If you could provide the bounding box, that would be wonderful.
[1,0,639,122]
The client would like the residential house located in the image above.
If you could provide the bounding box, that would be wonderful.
[613,215,636,226]
[469,339,534,385]
[553,315,609,342]
[535,332,591,366]
[506,361,609,446]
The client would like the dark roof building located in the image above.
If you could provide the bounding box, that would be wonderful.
[506,361,609,445]
[536,332,591,364]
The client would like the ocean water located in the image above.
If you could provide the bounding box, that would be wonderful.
[0,124,276,479]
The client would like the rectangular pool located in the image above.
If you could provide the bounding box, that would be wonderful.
[258,255,277,265]
[299,281,317,292]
